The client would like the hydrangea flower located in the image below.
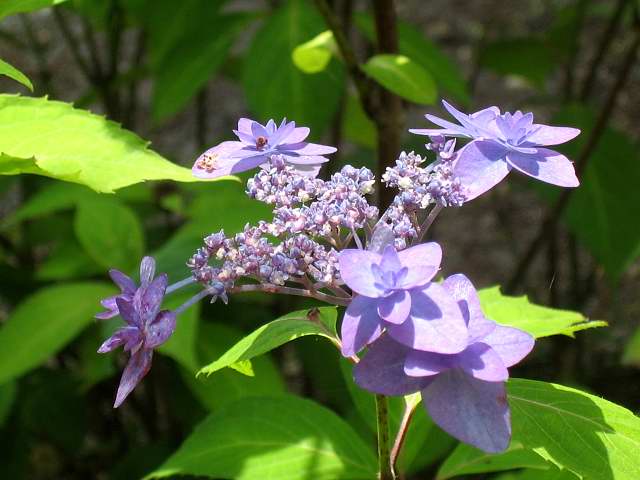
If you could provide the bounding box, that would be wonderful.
[97,257,176,407]
[96,257,157,320]
[193,118,337,179]
[410,100,580,200]
[338,243,467,356]
[353,274,534,453]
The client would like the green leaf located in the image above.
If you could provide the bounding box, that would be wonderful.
[354,15,469,104]
[478,286,606,338]
[74,195,144,272]
[197,307,337,377]
[242,0,345,135]
[362,54,437,105]
[0,282,114,384]
[145,395,377,480]
[0,95,224,192]
[183,323,285,411]
[0,0,67,20]
[0,381,16,427]
[37,239,103,280]
[479,38,557,89]
[152,12,252,121]
[343,94,376,149]
[496,466,580,480]
[508,378,640,480]
[437,442,549,479]
[0,58,33,91]
[553,105,640,281]
[2,182,91,228]
[292,30,336,74]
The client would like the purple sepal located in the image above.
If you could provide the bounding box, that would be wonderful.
[113,349,153,408]
[341,295,383,357]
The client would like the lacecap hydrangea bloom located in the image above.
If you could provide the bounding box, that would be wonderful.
[97,105,578,455]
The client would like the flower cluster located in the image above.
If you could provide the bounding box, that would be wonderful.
[96,105,580,456]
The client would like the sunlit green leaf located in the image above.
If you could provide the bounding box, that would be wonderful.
[197,307,337,377]
[508,379,640,480]
[362,54,437,105]
[0,58,33,91]
[292,30,336,74]
[0,0,67,19]
[183,323,285,411]
[145,395,377,480]
[478,286,606,338]
[0,282,114,384]
[437,442,549,479]
[0,95,225,192]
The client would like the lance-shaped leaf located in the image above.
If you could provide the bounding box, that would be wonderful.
[0,95,229,192]
[478,286,606,338]
[0,58,33,91]
[0,0,67,20]
[197,307,337,377]
[144,395,377,480]
[292,30,337,73]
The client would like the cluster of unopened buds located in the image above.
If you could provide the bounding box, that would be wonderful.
[96,100,581,452]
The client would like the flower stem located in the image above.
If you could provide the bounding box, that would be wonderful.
[389,396,419,477]
[414,204,444,245]
[375,394,395,480]
[166,276,195,294]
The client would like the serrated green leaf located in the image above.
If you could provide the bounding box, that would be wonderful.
[197,307,337,377]
[0,58,33,91]
[0,282,114,384]
[292,30,336,73]
[478,286,606,338]
[437,442,549,479]
[144,395,377,480]
[243,0,344,135]
[0,0,66,19]
[152,12,251,121]
[362,54,437,105]
[183,323,285,411]
[508,378,640,480]
[355,15,469,104]
[0,95,226,192]
[74,195,144,272]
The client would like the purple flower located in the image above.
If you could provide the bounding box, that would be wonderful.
[97,257,176,407]
[96,257,157,320]
[338,243,467,356]
[193,118,337,179]
[410,100,580,200]
[353,273,534,453]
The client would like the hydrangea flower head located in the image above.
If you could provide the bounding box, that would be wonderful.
[97,257,176,407]
[411,100,580,200]
[354,273,534,453]
[338,242,467,356]
[193,118,337,179]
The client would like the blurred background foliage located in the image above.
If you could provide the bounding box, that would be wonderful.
[0,0,639,478]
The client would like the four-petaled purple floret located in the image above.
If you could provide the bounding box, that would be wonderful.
[353,273,534,453]
[338,242,467,356]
